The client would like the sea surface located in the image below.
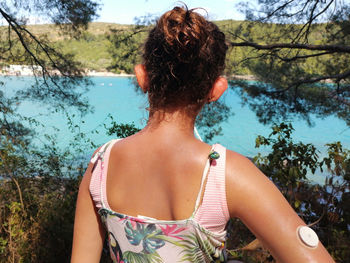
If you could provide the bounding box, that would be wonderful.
[2,76,349,183]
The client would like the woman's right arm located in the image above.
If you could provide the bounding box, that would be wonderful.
[71,149,105,263]
[226,150,335,263]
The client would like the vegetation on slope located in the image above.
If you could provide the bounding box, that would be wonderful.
[1,21,337,75]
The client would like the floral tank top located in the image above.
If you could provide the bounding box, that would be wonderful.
[89,139,230,262]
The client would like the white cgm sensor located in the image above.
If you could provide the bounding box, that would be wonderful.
[297,226,319,248]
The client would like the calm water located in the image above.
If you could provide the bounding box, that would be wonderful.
[2,76,349,183]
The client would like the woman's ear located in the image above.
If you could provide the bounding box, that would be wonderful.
[134,64,149,93]
[208,77,228,102]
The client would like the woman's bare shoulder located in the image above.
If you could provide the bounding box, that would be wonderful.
[225,148,286,216]
[225,149,263,186]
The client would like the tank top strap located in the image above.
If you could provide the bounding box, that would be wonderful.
[193,144,230,234]
[193,146,213,214]
[89,139,120,209]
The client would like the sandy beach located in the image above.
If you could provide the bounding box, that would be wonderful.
[85,70,134,77]
[0,64,256,80]
[0,65,135,77]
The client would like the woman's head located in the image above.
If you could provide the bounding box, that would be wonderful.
[139,5,228,115]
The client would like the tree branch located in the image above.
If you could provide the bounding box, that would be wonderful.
[292,69,350,86]
[0,7,89,108]
[229,41,350,53]
[0,7,72,77]
[265,0,296,20]
[292,0,318,42]
[240,70,350,96]
[109,27,147,44]
[272,51,334,62]
[293,0,335,43]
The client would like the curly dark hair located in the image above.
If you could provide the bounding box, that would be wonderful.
[143,5,228,115]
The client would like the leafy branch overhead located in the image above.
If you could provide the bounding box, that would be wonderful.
[229,0,350,126]
[0,0,100,113]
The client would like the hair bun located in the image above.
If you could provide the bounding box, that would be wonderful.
[159,6,207,61]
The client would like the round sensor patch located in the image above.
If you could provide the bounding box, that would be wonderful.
[297,226,319,248]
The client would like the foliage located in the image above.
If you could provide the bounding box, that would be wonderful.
[0,140,86,262]
[0,0,102,115]
[59,33,113,71]
[226,123,350,262]
[105,115,141,138]
[195,101,231,142]
[0,98,95,261]
[229,0,350,126]
[0,3,100,260]
[0,115,133,262]
[0,0,100,34]
[254,123,319,194]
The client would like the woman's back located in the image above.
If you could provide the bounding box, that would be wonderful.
[106,131,213,221]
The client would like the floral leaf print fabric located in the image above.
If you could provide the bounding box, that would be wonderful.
[108,231,124,263]
[124,221,165,253]
[159,225,186,240]
[123,250,163,263]
[178,233,216,262]
[100,209,226,262]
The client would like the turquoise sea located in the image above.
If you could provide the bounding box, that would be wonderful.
[2,76,349,183]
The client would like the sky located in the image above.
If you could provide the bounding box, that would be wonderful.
[95,0,247,24]
[0,0,248,25]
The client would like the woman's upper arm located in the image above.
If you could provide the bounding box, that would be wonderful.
[226,150,334,263]
[71,151,105,263]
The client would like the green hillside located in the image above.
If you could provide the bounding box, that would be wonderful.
[27,22,133,71]
[1,21,329,75]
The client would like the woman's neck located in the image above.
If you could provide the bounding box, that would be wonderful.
[143,109,197,140]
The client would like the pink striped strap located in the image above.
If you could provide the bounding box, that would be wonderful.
[89,139,119,209]
[194,144,230,234]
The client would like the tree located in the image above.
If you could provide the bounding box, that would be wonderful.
[0,1,100,261]
[228,0,350,126]
[0,0,100,231]
[0,0,101,193]
[0,0,100,113]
